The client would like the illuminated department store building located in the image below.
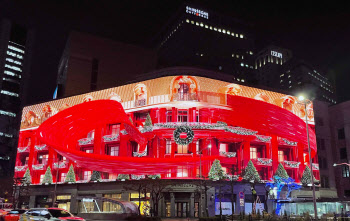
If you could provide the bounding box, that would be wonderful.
[14,74,320,217]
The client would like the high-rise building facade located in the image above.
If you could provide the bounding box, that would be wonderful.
[255,46,336,104]
[56,31,157,98]
[153,4,255,84]
[0,19,33,177]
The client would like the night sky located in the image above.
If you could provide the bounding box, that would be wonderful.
[1,0,350,104]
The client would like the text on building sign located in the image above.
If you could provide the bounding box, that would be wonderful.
[186,6,209,19]
[271,51,282,58]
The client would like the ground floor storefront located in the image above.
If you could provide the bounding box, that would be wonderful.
[23,180,340,218]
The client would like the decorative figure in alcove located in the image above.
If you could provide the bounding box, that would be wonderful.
[59,103,70,112]
[108,92,123,103]
[170,76,199,101]
[22,111,40,127]
[133,84,147,106]
[41,104,58,123]
[225,84,242,96]
[254,92,270,103]
[82,95,94,103]
[275,95,296,112]
[300,102,314,120]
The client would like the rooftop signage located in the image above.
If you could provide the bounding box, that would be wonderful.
[186,6,208,19]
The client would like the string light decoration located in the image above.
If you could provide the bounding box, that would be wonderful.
[285,161,300,168]
[266,176,301,215]
[133,151,147,157]
[243,160,261,183]
[32,164,45,170]
[15,166,26,172]
[103,134,119,142]
[18,146,29,153]
[34,144,47,151]
[42,166,53,184]
[208,159,227,181]
[131,174,145,180]
[301,166,318,186]
[274,163,289,181]
[22,168,31,185]
[148,174,161,179]
[117,174,130,181]
[53,162,66,169]
[257,158,272,166]
[173,125,194,145]
[282,138,297,146]
[78,137,94,145]
[65,165,76,183]
[256,135,272,142]
[220,151,236,158]
[90,171,102,182]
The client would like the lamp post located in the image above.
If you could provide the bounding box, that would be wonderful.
[197,141,212,218]
[333,162,350,167]
[297,95,318,220]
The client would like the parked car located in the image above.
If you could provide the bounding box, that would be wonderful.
[4,210,26,221]
[19,208,85,221]
[1,209,9,221]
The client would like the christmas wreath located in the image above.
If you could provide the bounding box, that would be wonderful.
[173,125,194,145]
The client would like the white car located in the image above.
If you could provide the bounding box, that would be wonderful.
[19,208,85,221]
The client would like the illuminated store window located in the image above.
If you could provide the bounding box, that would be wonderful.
[103,194,122,212]
[37,154,48,164]
[109,173,117,180]
[177,145,188,154]
[40,174,45,183]
[60,173,67,182]
[342,166,350,178]
[166,140,171,154]
[178,110,188,122]
[83,171,92,180]
[177,166,188,177]
[278,151,284,162]
[166,169,172,178]
[250,147,257,159]
[166,111,172,122]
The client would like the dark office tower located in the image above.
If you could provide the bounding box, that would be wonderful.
[255,46,336,104]
[153,4,255,84]
[0,19,33,177]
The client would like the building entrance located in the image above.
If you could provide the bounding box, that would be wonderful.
[175,202,189,217]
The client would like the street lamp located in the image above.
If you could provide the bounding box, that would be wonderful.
[197,142,212,218]
[297,95,318,220]
[333,163,350,167]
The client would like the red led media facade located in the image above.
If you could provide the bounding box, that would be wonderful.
[15,75,318,184]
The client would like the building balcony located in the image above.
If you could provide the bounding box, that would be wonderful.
[173,93,198,101]
[54,161,68,169]
[32,164,46,171]
[252,158,272,166]
[174,153,193,158]
[15,165,28,172]
[312,163,319,170]
[34,144,48,151]
[220,151,237,158]
[17,146,30,153]
[103,134,120,142]
[78,137,94,146]
[284,161,301,169]
[135,99,146,107]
